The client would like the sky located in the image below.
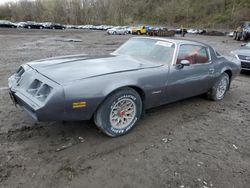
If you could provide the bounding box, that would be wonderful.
[0,0,18,5]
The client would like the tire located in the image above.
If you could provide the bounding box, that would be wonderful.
[243,34,249,41]
[137,31,141,35]
[207,73,230,101]
[233,32,237,40]
[28,26,31,29]
[94,87,142,137]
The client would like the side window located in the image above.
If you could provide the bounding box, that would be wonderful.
[176,44,209,64]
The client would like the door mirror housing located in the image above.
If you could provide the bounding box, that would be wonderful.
[176,60,191,69]
[180,60,191,66]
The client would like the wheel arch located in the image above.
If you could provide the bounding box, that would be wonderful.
[223,69,233,90]
[92,85,146,118]
[224,69,232,80]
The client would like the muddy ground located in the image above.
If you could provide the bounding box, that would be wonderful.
[0,28,249,188]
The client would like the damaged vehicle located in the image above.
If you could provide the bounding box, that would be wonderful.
[8,37,241,137]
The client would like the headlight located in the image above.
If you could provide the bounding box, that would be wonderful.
[35,84,52,102]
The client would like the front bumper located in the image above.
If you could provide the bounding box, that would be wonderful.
[9,89,40,120]
[9,65,96,121]
[241,61,250,70]
[8,66,65,121]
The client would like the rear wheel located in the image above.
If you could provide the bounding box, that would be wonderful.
[94,87,142,137]
[207,73,230,101]
[137,31,141,35]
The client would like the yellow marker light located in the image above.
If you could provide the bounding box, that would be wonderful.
[72,101,87,108]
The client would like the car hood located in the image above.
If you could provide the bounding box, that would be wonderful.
[233,48,250,56]
[27,54,162,84]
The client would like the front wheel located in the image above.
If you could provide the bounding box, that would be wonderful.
[233,32,237,40]
[207,73,230,101]
[94,87,142,137]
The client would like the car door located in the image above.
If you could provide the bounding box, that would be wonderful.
[164,44,215,103]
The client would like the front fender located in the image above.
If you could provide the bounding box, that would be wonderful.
[63,67,168,120]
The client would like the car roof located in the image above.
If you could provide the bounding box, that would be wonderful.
[133,37,212,48]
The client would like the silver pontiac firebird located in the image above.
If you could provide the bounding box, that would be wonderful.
[8,37,241,137]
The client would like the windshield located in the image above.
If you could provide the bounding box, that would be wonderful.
[113,38,175,64]
[245,42,250,48]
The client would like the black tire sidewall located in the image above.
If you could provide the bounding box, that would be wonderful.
[95,89,142,137]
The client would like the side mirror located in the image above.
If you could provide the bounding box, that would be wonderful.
[176,60,190,69]
[180,60,191,66]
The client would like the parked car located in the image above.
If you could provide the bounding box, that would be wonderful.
[0,20,17,28]
[231,42,250,71]
[107,26,127,35]
[175,28,188,35]
[65,25,78,29]
[122,26,132,34]
[147,27,175,37]
[43,22,65,30]
[101,25,110,30]
[228,31,234,37]
[132,26,147,35]
[16,22,27,28]
[187,28,206,35]
[187,28,199,34]
[8,37,240,137]
[23,21,44,29]
[233,21,250,41]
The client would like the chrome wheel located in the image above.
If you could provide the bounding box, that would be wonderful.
[109,98,136,129]
[216,77,228,99]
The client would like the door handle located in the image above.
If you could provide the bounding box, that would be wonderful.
[209,68,215,74]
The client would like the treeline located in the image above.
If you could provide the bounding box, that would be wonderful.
[0,0,249,28]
